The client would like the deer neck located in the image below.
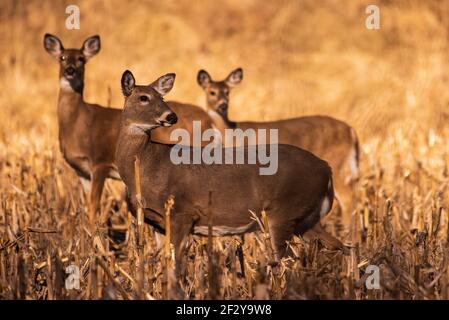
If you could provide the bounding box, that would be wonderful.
[116,123,152,190]
[57,77,85,128]
[207,109,237,136]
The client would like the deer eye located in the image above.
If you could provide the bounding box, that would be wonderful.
[209,90,217,96]
[60,55,66,61]
[139,95,149,103]
[78,56,85,63]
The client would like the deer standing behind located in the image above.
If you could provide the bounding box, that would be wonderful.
[116,70,335,276]
[43,34,213,227]
[197,68,360,226]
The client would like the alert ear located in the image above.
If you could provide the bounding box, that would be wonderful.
[225,68,243,88]
[121,70,136,97]
[197,69,211,88]
[44,33,64,58]
[150,73,176,96]
[81,35,101,59]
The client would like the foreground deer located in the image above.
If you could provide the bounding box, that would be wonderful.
[43,34,213,226]
[197,68,359,225]
[116,70,335,275]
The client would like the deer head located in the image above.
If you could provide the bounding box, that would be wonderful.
[197,68,243,121]
[120,70,178,134]
[44,33,101,93]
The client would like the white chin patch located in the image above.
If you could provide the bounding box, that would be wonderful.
[128,123,158,134]
[60,77,73,91]
[162,122,172,127]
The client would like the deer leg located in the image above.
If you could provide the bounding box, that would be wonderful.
[332,174,354,227]
[170,215,194,281]
[236,235,245,277]
[88,165,110,230]
[79,177,92,195]
[304,223,348,253]
[268,221,296,261]
[154,233,165,252]
[324,145,358,229]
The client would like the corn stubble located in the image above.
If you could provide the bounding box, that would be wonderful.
[1,129,449,300]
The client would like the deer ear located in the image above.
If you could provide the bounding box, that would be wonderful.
[225,68,243,88]
[197,69,211,88]
[44,33,64,58]
[81,35,101,59]
[121,70,135,97]
[150,73,176,96]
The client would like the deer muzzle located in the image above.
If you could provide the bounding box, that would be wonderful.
[64,66,76,78]
[158,112,178,127]
[217,103,228,117]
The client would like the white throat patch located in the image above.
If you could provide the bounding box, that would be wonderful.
[207,109,223,122]
[60,77,74,92]
[127,123,158,135]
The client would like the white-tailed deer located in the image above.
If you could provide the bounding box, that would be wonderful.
[43,34,213,227]
[197,68,360,226]
[116,70,336,275]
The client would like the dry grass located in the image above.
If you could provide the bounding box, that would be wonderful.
[2,0,449,299]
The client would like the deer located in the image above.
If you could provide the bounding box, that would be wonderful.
[197,68,360,227]
[116,70,336,277]
[43,33,214,228]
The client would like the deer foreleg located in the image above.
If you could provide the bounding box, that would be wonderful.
[88,165,110,230]
[170,215,194,282]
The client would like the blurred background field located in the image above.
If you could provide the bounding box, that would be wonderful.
[3,0,449,299]
[3,0,449,141]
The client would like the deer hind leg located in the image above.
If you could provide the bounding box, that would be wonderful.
[268,219,297,261]
[88,165,111,230]
[79,177,92,195]
[332,175,355,227]
[324,137,359,229]
[304,223,348,253]
[324,150,356,228]
[337,133,360,227]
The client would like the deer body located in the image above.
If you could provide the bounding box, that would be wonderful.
[119,135,334,240]
[117,71,335,273]
[225,116,357,183]
[117,141,332,238]
[57,91,122,183]
[198,69,359,225]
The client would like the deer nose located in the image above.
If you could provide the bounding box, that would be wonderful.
[217,103,228,114]
[218,103,228,111]
[166,112,178,125]
[159,112,178,127]
[65,66,76,76]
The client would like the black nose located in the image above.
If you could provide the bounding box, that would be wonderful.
[166,112,178,125]
[217,103,228,114]
[65,66,75,76]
